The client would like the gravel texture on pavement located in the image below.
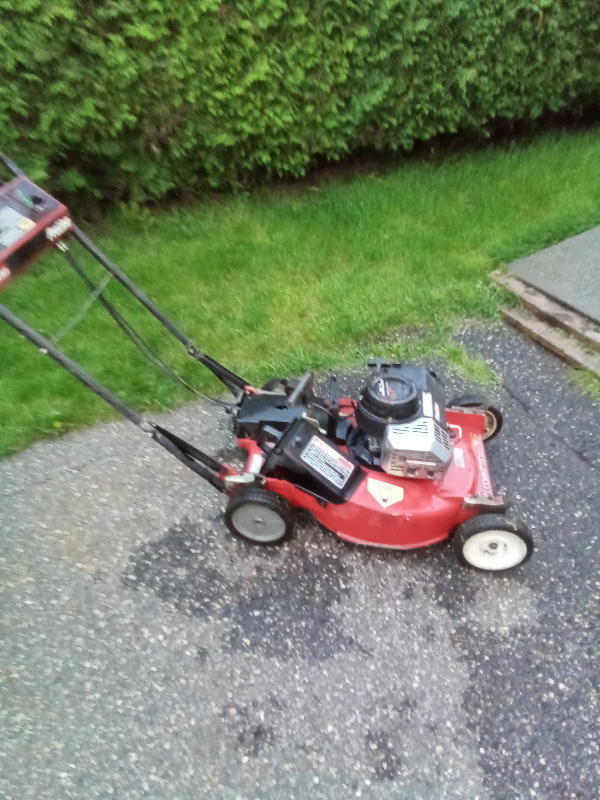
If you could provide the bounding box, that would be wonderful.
[1,322,598,800]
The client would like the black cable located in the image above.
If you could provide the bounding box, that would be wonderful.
[60,247,234,410]
[73,224,248,397]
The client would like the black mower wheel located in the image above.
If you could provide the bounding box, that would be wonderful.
[225,487,295,546]
[449,395,503,441]
[480,405,502,441]
[453,514,533,572]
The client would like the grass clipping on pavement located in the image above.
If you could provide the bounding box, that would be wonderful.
[1,131,599,457]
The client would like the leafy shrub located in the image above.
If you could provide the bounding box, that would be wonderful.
[0,0,598,201]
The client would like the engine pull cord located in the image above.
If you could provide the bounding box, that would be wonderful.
[57,243,234,411]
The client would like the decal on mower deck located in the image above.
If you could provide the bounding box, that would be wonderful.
[453,447,465,468]
[472,434,493,497]
[366,478,404,508]
[300,435,354,489]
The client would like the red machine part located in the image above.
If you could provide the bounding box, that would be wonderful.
[237,406,501,549]
[0,177,72,291]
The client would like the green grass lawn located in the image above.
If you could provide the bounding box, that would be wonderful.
[1,130,599,457]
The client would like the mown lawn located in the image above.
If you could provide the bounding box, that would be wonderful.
[1,130,599,457]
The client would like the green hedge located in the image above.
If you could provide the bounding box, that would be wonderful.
[0,0,598,201]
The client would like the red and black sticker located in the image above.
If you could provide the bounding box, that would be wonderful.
[300,435,355,489]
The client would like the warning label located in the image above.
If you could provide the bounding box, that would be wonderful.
[0,206,32,248]
[300,436,354,489]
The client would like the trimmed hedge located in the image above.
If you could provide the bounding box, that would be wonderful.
[0,0,598,201]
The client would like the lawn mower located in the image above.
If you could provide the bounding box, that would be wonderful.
[0,154,533,572]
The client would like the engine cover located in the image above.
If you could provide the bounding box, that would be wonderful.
[356,361,447,435]
[351,360,452,479]
[381,417,451,478]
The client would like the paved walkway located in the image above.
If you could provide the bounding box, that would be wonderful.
[1,323,599,800]
[510,226,600,324]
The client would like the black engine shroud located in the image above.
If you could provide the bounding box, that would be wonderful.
[349,360,447,470]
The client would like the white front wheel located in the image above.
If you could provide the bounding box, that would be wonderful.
[454,514,533,572]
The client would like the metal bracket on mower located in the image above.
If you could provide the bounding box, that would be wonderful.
[463,495,508,512]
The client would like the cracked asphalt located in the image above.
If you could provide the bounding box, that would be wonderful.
[1,322,599,799]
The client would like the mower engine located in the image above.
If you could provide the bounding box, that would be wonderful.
[350,360,451,479]
[234,359,454,499]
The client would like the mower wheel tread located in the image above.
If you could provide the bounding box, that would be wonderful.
[449,396,503,441]
[225,487,295,546]
[453,513,533,572]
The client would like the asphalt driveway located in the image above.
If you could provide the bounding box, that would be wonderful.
[1,322,598,800]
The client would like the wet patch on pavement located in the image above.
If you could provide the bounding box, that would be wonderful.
[124,519,353,660]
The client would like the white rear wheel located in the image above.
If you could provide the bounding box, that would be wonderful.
[462,529,528,570]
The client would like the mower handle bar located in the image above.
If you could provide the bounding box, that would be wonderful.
[0,152,252,398]
[285,371,314,408]
[72,225,250,396]
[0,302,229,492]
[0,152,25,177]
